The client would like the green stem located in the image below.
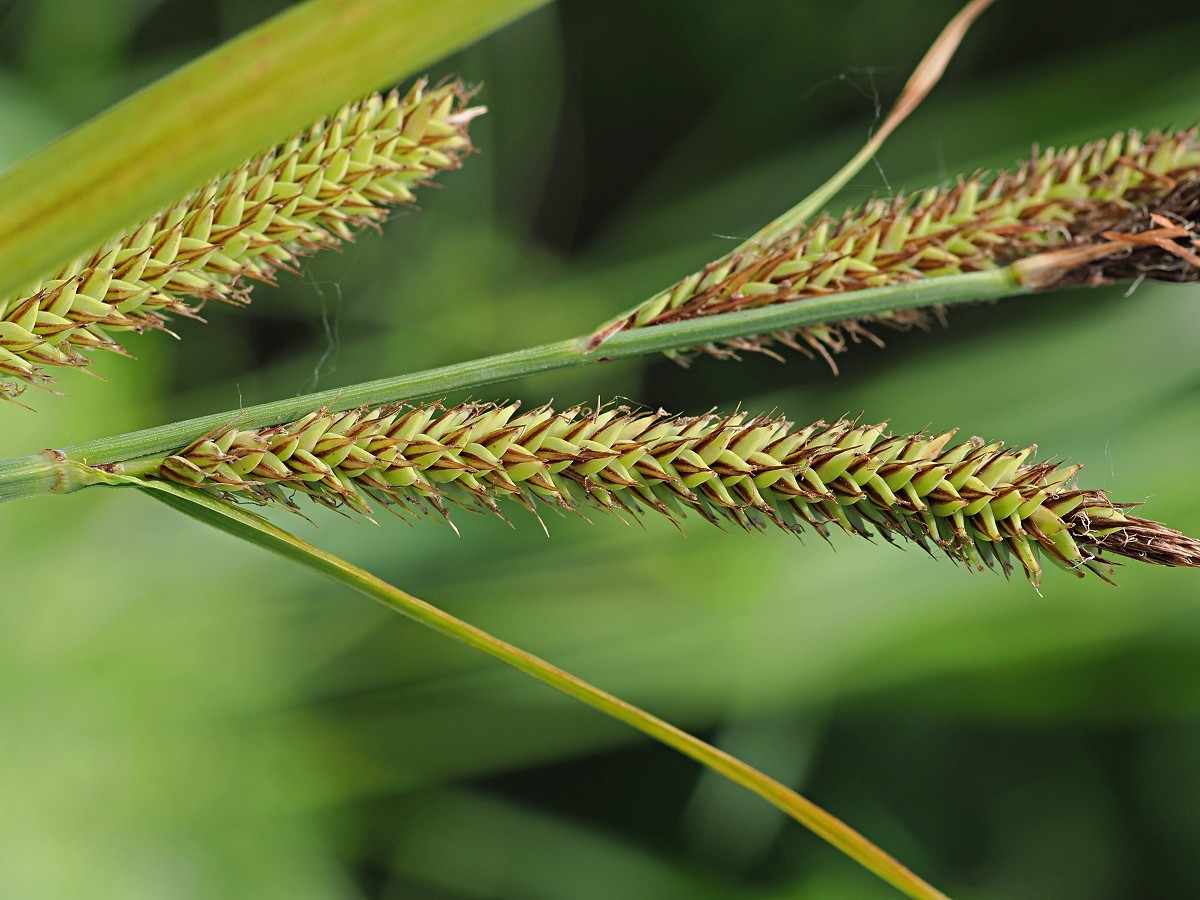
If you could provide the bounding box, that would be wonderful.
[0,266,1026,503]
[585,0,996,338]
[740,128,900,255]
[139,479,950,900]
[742,0,994,252]
[0,0,548,302]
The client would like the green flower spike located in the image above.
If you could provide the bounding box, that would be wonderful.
[594,128,1200,369]
[0,78,482,404]
[133,401,1200,587]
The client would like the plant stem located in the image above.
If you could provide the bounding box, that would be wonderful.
[0,0,549,302]
[140,479,950,900]
[741,0,995,252]
[0,266,1026,504]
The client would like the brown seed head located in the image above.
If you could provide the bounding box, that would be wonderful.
[597,128,1200,369]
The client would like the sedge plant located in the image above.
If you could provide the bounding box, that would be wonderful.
[1,1,1199,896]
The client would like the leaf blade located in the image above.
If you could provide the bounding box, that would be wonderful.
[0,0,548,300]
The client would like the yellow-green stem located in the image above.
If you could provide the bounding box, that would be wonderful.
[140,479,950,899]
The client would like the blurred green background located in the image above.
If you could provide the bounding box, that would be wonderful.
[2,1,1200,897]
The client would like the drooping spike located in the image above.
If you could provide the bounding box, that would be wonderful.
[124,401,1200,587]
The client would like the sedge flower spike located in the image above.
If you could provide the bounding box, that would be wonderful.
[0,78,482,405]
[127,402,1200,587]
[592,128,1200,367]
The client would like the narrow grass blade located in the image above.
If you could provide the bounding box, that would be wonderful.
[129,476,949,899]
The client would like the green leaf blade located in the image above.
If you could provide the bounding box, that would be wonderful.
[0,0,549,301]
